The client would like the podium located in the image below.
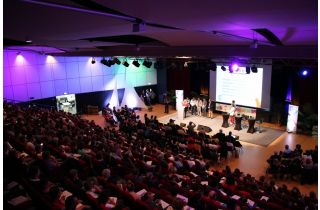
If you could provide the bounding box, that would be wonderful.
[234,116,242,131]
[222,113,230,128]
[247,118,256,133]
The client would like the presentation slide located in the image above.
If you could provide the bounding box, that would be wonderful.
[215,66,263,108]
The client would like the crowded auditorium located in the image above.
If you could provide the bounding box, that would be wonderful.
[2,1,318,210]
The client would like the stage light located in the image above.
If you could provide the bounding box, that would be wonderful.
[228,66,233,73]
[301,69,309,76]
[210,62,217,71]
[221,66,226,71]
[105,60,114,67]
[123,60,130,67]
[251,66,258,73]
[231,63,239,72]
[100,57,107,65]
[113,58,121,65]
[132,60,140,67]
[246,66,251,74]
[143,60,152,68]
[108,59,115,66]
[91,57,96,64]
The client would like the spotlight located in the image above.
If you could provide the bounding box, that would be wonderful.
[210,62,217,71]
[143,60,152,68]
[246,66,251,74]
[221,66,226,71]
[300,69,309,77]
[123,60,130,67]
[228,66,233,73]
[231,63,239,72]
[132,60,140,67]
[113,58,121,65]
[251,66,258,73]
[91,57,96,64]
[108,59,115,66]
[100,57,107,65]
[105,60,114,67]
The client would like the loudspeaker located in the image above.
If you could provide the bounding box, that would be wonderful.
[197,124,212,133]
[180,123,186,127]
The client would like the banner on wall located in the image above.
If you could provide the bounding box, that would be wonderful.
[287,104,299,133]
[215,102,257,118]
[175,90,184,120]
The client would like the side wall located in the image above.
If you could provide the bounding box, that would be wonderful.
[3,50,157,102]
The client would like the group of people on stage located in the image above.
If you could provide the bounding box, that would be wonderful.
[182,97,215,118]
[182,98,238,125]
[140,89,156,106]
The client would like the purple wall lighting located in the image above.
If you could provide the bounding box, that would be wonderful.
[16,54,25,64]
[46,55,56,63]
[3,50,157,102]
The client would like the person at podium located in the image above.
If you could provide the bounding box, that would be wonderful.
[229,100,236,125]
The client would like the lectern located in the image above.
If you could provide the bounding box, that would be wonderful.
[234,116,242,130]
[222,113,230,128]
[247,118,256,133]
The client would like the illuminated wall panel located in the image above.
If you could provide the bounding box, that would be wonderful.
[3,50,157,102]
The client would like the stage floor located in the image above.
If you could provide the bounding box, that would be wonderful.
[158,113,285,147]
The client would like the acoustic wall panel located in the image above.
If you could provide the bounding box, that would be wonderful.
[25,65,40,83]
[67,78,81,94]
[78,62,92,77]
[40,81,55,98]
[54,79,68,96]
[3,67,12,86]
[3,50,157,102]
[79,77,93,93]
[4,86,14,100]
[65,62,79,78]
[10,66,27,85]
[27,83,42,100]
[52,63,67,80]
[91,76,104,91]
[13,85,29,101]
[38,64,53,81]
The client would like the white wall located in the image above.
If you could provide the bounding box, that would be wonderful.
[3,50,157,102]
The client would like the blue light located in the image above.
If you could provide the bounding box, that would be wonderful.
[302,70,308,76]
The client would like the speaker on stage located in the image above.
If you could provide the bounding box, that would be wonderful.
[197,124,212,133]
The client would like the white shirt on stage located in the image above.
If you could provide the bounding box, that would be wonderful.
[229,106,236,116]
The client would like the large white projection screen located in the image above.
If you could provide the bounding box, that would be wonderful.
[210,65,271,109]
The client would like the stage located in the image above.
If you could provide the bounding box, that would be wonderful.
[158,113,285,147]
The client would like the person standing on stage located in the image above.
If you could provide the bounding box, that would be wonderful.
[202,98,207,117]
[208,99,213,118]
[182,98,190,118]
[229,100,236,125]
[164,94,170,113]
[197,98,202,116]
[190,97,196,115]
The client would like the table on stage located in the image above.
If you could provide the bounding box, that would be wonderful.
[222,113,229,128]
[234,116,242,130]
[247,118,256,133]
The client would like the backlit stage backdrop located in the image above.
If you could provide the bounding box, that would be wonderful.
[3,50,157,104]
